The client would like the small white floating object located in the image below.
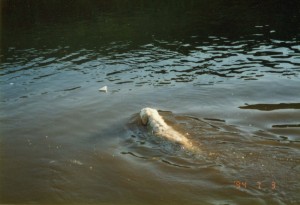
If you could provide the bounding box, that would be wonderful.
[99,86,108,93]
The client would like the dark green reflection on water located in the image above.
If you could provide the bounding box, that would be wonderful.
[1,0,300,49]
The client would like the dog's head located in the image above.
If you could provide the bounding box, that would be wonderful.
[140,108,150,125]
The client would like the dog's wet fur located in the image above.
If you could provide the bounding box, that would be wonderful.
[140,108,197,152]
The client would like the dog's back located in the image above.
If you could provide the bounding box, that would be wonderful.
[140,107,198,152]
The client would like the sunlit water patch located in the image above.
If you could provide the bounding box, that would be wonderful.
[1,37,299,94]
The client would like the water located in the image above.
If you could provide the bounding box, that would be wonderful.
[1,1,300,204]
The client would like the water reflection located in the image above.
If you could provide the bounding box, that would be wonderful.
[1,37,300,91]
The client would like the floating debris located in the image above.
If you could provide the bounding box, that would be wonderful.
[99,86,108,93]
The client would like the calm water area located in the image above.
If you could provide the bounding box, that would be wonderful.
[1,1,300,204]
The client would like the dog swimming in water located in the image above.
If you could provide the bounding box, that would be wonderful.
[140,107,196,151]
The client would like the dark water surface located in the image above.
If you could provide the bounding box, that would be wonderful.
[1,1,300,204]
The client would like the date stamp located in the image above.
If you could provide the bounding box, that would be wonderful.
[234,180,276,190]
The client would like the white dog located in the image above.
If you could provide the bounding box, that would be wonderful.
[140,107,196,151]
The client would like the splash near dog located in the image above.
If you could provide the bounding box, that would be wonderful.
[140,107,198,152]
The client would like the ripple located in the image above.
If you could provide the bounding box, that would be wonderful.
[239,103,300,111]
[140,38,299,85]
[121,151,147,159]
[2,36,299,89]
[161,159,191,169]
[61,86,81,92]
[272,124,300,128]
[33,72,59,80]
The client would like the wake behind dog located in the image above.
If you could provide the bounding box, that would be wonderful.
[140,107,199,152]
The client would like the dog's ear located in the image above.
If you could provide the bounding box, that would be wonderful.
[140,109,148,125]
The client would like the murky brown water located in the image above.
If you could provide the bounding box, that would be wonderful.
[1,1,300,204]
